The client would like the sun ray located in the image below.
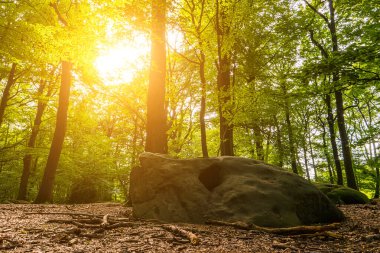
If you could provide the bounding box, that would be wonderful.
[95,34,150,86]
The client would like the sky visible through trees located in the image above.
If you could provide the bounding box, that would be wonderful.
[0,0,379,203]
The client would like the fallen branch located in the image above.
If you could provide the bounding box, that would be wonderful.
[206,220,341,235]
[25,212,99,218]
[47,219,102,228]
[103,222,136,230]
[47,219,136,230]
[101,214,110,227]
[25,212,130,224]
[161,224,199,245]
[272,242,299,251]
[206,220,251,230]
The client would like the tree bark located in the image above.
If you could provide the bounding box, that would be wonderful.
[0,63,16,128]
[145,0,168,154]
[216,0,234,156]
[375,165,380,198]
[335,89,357,189]
[199,51,209,158]
[302,116,310,181]
[324,94,344,185]
[328,0,357,190]
[308,133,317,181]
[302,141,310,181]
[281,84,297,174]
[253,123,264,160]
[321,121,335,184]
[273,115,284,167]
[217,56,234,156]
[18,80,50,200]
[34,61,72,203]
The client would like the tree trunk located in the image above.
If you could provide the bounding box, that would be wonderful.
[285,108,297,174]
[253,123,264,160]
[321,122,335,184]
[302,116,311,181]
[217,56,234,156]
[0,63,16,128]
[264,131,271,163]
[324,94,344,185]
[273,115,284,167]
[375,166,380,198]
[335,89,357,189]
[303,141,310,181]
[145,0,168,154]
[328,0,358,190]
[216,0,233,156]
[18,80,50,200]
[306,0,357,188]
[372,139,379,198]
[34,61,72,203]
[308,131,317,180]
[199,51,209,158]
[282,85,297,174]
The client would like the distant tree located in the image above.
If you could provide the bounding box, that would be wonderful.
[18,71,55,200]
[0,63,16,128]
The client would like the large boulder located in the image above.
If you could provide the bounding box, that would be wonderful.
[130,153,344,227]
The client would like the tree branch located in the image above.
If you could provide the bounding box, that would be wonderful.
[303,0,330,26]
[309,30,329,59]
[49,2,69,27]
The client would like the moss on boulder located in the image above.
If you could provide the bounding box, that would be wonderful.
[315,184,370,204]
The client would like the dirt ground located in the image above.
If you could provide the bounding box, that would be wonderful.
[1,202,379,252]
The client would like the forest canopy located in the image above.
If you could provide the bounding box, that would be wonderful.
[0,0,379,203]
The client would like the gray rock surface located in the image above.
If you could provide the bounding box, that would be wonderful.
[130,153,344,227]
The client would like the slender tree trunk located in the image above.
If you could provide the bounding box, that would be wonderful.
[321,122,335,184]
[302,142,310,181]
[145,0,168,154]
[371,140,379,198]
[368,105,380,198]
[0,63,16,128]
[273,115,284,167]
[327,0,358,190]
[253,123,264,160]
[282,84,297,174]
[324,94,344,185]
[375,165,380,198]
[335,89,357,189]
[367,104,379,197]
[264,131,271,163]
[308,131,317,180]
[34,61,72,203]
[199,52,209,158]
[285,108,297,174]
[18,80,50,200]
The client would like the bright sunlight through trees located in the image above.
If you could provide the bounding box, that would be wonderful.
[94,35,150,86]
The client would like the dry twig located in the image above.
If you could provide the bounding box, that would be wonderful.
[206,220,341,235]
[161,224,199,245]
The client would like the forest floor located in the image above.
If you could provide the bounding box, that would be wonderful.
[1,202,380,253]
